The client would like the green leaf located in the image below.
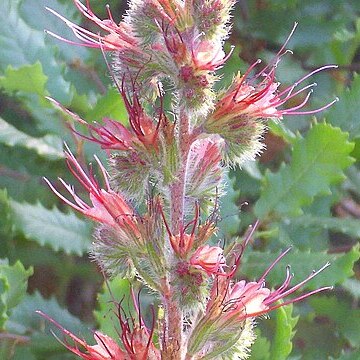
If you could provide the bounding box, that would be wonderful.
[255,123,354,218]
[0,0,72,103]
[326,74,360,139]
[0,260,33,312]
[0,62,48,96]
[310,296,360,347]
[86,88,128,123]
[241,244,360,290]
[289,214,360,239]
[344,165,360,198]
[7,291,91,357]
[0,278,8,329]
[10,347,37,360]
[268,119,297,145]
[18,0,88,61]
[10,200,92,256]
[250,331,270,360]
[218,173,241,237]
[0,259,33,329]
[0,117,64,160]
[343,278,360,300]
[94,278,131,340]
[269,304,298,360]
[0,189,13,255]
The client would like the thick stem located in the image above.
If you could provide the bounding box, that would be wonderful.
[162,109,192,360]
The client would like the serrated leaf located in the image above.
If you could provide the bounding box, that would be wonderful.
[326,74,360,139]
[0,0,72,103]
[0,259,33,329]
[0,260,33,311]
[0,62,48,96]
[241,244,360,290]
[94,278,131,340]
[7,291,91,357]
[18,0,89,63]
[269,304,298,360]
[290,214,360,238]
[0,117,64,160]
[310,296,360,347]
[255,123,354,218]
[10,200,92,256]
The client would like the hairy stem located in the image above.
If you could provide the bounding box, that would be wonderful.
[162,108,192,360]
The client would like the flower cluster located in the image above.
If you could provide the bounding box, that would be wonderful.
[41,0,337,359]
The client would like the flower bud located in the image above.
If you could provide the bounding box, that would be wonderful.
[186,138,223,210]
[171,260,208,308]
[192,0,235,40]
[189,245,225,275]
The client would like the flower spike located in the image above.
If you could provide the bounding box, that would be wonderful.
[43,1,337,358]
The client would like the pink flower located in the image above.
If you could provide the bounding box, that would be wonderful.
[191,39,232,71]
[160,203,201,257]
[45,0,139,52]
[118,310,160,360]
[121,86,163,151]
[76,117,134,151]
[51,102,133,151]
[37,289,160,359]
[44,146,139,235]
[224,281,271,318]
[47,88,163,153]
[207,23,338,127]
[190,245,226,275]
[189,138,222,175]
[207,247,332,323]
[186,138,223,198]
[83,332,126,360]
[170,233,195,257]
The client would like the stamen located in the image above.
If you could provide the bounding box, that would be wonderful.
[45,30,101,48]
[278,65,338,98]
[94,155,111,190]
[267,262,331,303]
[106,4,116,24]
[258,22,298,77]
[36,311,88,348]
[233,59,262,100]
[258,247,292,283]
[43,177,84,213]
[282,97,339,116]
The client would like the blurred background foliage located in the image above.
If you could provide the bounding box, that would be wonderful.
[0,0,360,359]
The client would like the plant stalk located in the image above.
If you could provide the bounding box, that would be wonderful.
[162,109,192,359]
